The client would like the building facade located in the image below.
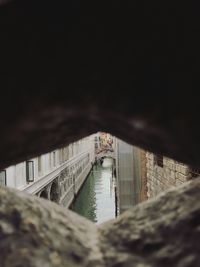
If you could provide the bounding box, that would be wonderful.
[1,132,196,213]
[146,153,198,198]
[116,139,147,214]
[115,141,196,213]
[94,132,116,154]
[0,135,95,207]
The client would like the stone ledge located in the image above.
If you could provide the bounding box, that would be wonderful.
[99,178,200,267]
[1,178,200,266]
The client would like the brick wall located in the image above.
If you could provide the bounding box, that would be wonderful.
[146,152,191,199]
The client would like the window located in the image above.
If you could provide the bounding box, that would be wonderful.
[49,153,52,169]
[64,147,69,161]
[59,148,65,164]
[62,148,65,163]
[59,149,62,164]
[154,154,163,168]
[26,161,34,182]
[53,151,56,167]
[38,156,42,174]
[0,170,6,186]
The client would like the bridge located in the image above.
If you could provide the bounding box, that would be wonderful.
[23,150,93,207]
[95,149,116,162]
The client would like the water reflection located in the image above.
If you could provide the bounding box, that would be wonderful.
[71,159,116,224]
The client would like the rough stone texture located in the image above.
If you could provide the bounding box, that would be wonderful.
[1,1,200,266]
[139,149,148,202]
[1,178,200,267]
[1,1,200,169]
[0,187,103,267]
[99,178,200,267]
[146,153,191,198]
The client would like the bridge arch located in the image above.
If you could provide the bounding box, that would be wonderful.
[101,155,116,161]
[39,190,48,200]
[50,180,60,203]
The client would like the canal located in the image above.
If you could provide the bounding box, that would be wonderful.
[71,158,116,224]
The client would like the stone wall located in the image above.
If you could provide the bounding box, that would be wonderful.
[1,176,200,267]
[146,152,191,198]
[139,149,148,202]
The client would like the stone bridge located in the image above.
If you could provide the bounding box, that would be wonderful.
[95,150,116,161]
[23,151,92,207]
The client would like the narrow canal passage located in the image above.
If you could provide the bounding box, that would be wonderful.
[71,159,116,224]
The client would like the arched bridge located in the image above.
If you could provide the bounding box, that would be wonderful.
[95,150,116,161]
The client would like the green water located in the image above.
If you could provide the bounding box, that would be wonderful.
[71,163,116,224]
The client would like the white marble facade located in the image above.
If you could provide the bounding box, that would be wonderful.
[0,135,96,205]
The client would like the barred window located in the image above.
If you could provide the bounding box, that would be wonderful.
[26,161,34,182]
[0,170,6,186]
[154,154,163,168]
